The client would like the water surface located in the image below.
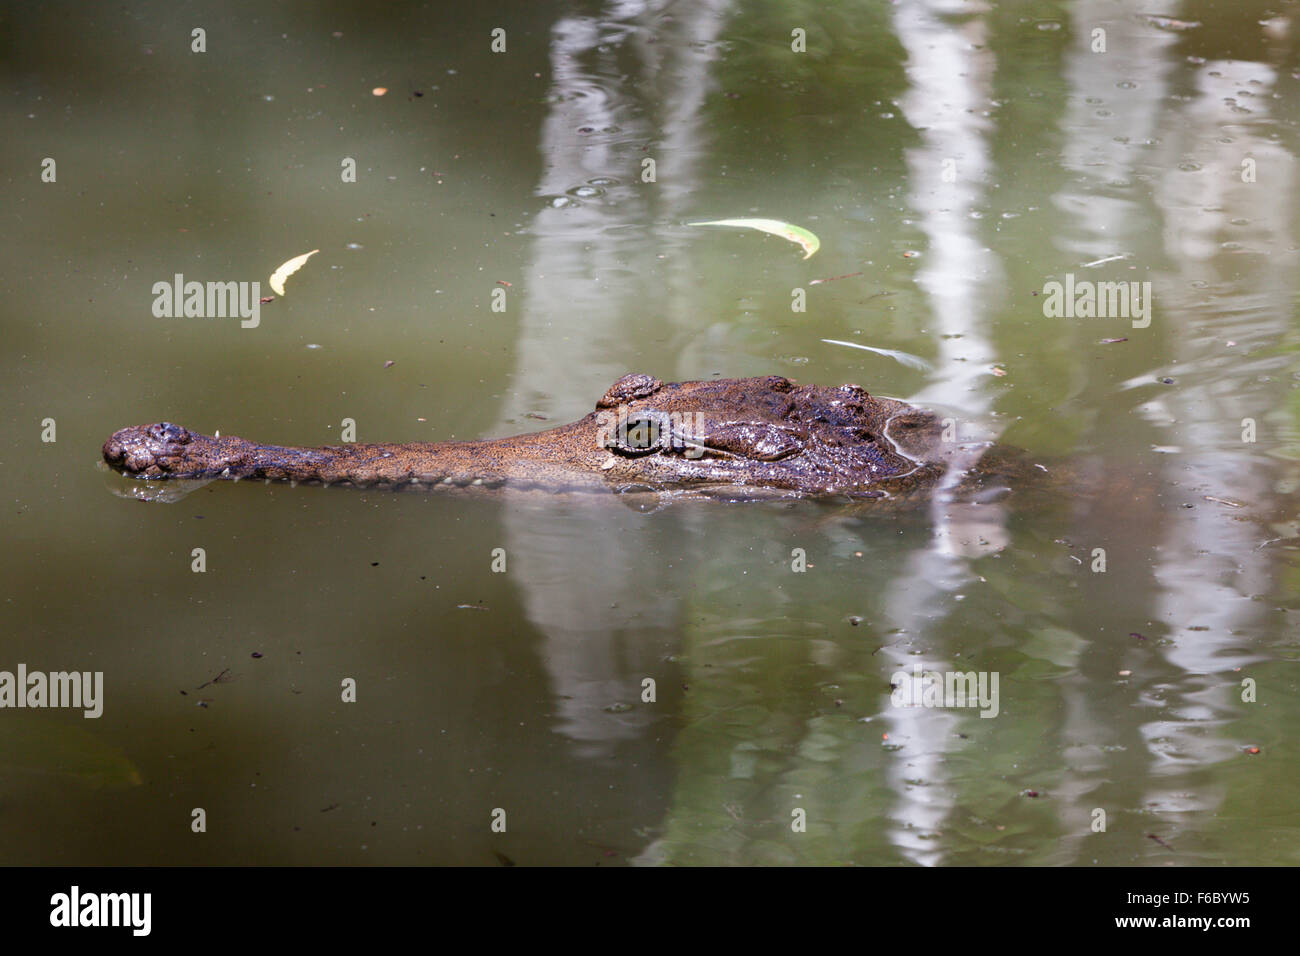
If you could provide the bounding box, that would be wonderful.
[1,0,1298,865]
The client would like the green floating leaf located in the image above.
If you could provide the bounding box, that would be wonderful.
[821,338,932,371]
[689,218,820,259]
[1,718,143,789]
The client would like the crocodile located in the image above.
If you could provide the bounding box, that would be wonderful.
[102,373,1042,503]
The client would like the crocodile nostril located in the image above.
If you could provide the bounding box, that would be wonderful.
[149,422,190,443]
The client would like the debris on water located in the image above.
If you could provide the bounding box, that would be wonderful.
[1022,790,1040,798]
[197,668,233,690]
[496,280,512,287]
[809,271,863,285]
[260,296,275,304]
[1140,14,1200,31]
[251,652,263,659]
[457,604,489,611]
[1203,495,1243,508]
[848,615,863,626]
[1099,337,1127,344]
[383,360,395,369]
[1245,746,1260,754]
[1147,832,1175,851]
[821,339,932,371]
[688,218,821,259]
[268,249,319,296]
[1130,632,1146,641]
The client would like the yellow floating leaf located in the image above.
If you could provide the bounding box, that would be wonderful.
[268,249,319,296]
[688,218,820,259]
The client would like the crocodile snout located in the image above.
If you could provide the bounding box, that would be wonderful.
[103,422,192,476]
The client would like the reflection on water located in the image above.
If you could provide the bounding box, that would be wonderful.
[1,0,1297,865]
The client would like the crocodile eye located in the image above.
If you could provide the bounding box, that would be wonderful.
[605,413,667,456]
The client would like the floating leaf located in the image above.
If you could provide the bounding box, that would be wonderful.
[820,338,932,371]
[1,718,143,789]
[268,249,320,296]
[1139,14,1200,31]
[689,218,820,259]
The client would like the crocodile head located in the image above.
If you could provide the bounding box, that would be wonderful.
[103,373,959,499]
[584,373,949,498]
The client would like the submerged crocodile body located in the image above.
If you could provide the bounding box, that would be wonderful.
[103,374,1039,502]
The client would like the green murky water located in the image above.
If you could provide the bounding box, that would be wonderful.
[1,0,1298,865]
